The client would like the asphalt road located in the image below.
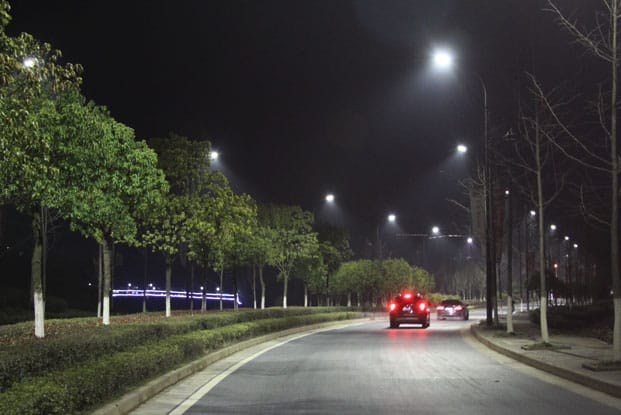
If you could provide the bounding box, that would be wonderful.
[133,311,621,415]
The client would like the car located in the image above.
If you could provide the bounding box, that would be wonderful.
[436,299,469,320]
[388,292,431,329]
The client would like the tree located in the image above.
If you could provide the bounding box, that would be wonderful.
[528,1,621,356]
[142,135,211,317]
[263,205,316,308]
[66,103,167,326]
[0,19,82,337]
[247,205,277,309]
[315,224,353,305]
[293,237,325,307]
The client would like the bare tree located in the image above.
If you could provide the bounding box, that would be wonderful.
[538,0,621,360]
[502,97,567,343]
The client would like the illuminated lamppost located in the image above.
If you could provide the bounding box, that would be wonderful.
[432,48,495,325]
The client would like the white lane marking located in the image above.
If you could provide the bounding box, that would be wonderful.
[169,322,367,415]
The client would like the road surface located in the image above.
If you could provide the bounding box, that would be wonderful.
[132,310,621,414]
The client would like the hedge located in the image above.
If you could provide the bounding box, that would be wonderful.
[0,311,362,415]
[0,307,348,393]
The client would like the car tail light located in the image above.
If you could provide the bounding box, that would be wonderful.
[418,302,427,312]
[389,302,397,312]
[455,305,463,311]
[436,305,444,310]
[403,293,413,300]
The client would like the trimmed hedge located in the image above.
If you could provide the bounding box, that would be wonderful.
[0,311,361,415]
[0,307,347,393]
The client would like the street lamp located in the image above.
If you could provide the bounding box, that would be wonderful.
[209,151,219,162]
[432,47,495,325]
[432,50,454,70]
[431,226,440,235]
[457,144,468,154]
[325,193,335,203]
[387,213,396,223]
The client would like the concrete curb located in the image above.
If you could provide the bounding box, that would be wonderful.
[470,325,621,399]
[91,318,369,415]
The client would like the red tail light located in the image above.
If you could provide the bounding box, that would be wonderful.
[389,302,397,312]
[455,305,463,311]
[418,302,427,312]
[403,292,413,300]
[436,305,444,310]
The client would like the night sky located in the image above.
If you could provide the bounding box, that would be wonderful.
[4,1,603,294]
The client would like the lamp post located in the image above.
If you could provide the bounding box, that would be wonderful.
[432,49,496,325]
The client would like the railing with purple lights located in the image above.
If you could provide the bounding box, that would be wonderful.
[112,289,241,305]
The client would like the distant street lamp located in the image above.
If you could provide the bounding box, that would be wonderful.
[432,50,454,70]
[209,151,219,162]
[457,144,468,154]
[388,213,396,223]
[431,226,440,235]
[325,193,335,203]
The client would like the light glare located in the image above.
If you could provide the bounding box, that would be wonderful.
[388,214,396,223]
[432,50,453,70]
[325,193,335,203]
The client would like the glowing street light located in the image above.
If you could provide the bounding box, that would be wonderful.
[550,224,557,231]
[23,57,37,68]
[530,210,536,217]
[432,49,454,70]
[387,213,396,223]
[431,226,440,235]
[457,144,468,154]
[467,237,473,244]
[209,151,219,161]
[325,193,335,203]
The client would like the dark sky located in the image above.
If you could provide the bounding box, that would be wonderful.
[7,0,597,251]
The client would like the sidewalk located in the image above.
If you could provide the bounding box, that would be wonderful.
[470,312,621,398]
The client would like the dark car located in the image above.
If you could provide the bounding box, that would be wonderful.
[436,299,469,320]
[388,292,431,329]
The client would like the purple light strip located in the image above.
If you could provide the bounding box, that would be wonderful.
[112,289,241,304]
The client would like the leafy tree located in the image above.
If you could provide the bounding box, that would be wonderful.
[247,205,278,309]
[315,224,353,305]
[262,205,316,308]
[0,17,83,337]
[332,259,377,307]
[65,102,167,326]
[293,237,326,307]
[142,135,210,317]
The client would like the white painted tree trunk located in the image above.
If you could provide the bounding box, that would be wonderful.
[102,236,112,326]
[31,212,45,338]
[165,261,172,318]
[34,290,45,338]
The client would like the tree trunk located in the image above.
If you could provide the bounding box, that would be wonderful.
[142,248,148,313]
[101,235,112,326]
[610,0,621,362]
[201,270,207,312]
[189,262,195,312]
[97,243,103,318]
[219,266,224,311]
[31,210,45,338]
[282,272,288,308]
[304,284,308,307]
[252,265,257,309]
[536,149,550,343]
[259,266,266,309]
[165,258,172,317]
[233,267,238,311]
[506,190,514,334]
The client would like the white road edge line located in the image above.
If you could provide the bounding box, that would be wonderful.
[169,322,366,415]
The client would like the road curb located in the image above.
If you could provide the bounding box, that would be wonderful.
[470,325,621,399]
[91,318,369,415]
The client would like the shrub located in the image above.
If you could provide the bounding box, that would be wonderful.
[0,311,361,414]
